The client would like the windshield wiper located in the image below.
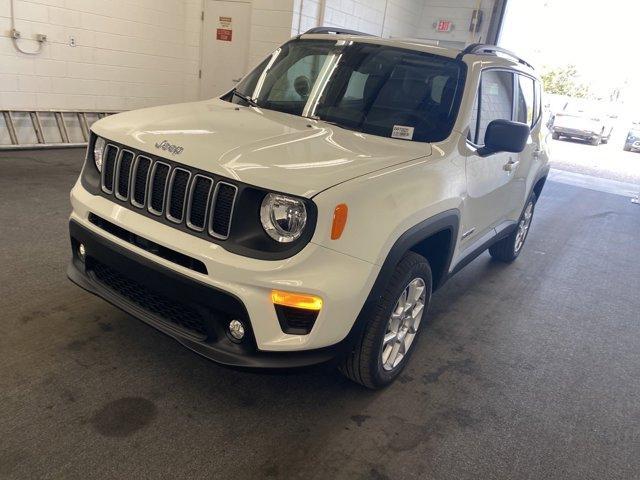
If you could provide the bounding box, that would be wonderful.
[232,89,258,107]
[313,117,361,132]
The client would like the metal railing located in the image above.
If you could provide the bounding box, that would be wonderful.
[0,109,118,150]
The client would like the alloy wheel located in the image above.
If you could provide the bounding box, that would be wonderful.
[514,201,534,254]
[381,278,427,371]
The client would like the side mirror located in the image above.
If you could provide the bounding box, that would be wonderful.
[477,119,530,157]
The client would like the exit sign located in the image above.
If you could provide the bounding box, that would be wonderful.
[436,20,453,32]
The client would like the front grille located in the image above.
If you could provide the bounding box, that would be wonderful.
[187,175,213,230]
[115,150,134,199]
[167,168,190,222]
[90,259,208,340]
[131,156,151,207]
[102,145,119,193]
[99,143,238,240]
[149,162,170,214]
[209,182,237,239]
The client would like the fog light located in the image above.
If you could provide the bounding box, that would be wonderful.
[78,243,86,261]
[229,319,245,340]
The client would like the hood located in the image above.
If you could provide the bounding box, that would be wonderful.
[92,99,431,197]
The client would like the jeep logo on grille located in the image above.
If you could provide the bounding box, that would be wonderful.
[155,140,184,155]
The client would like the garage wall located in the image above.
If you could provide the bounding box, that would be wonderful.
[315,0,424,37]
[247,0,297,70]
[1,0,498,111]
[0,0,201,111]
[416,0,494,45]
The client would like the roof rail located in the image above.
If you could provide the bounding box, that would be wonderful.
[302,27,374,37]
[457,43,534,69]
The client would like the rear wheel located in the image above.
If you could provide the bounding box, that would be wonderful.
[339,252,432,389]
[489,193,537,263]
[552,132,560,140]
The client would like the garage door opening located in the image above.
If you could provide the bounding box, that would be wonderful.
[499,0,640,199]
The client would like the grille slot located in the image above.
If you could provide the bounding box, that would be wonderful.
[90,259,208,340]
[166,168,191,223]
[148,162,170,215]
[187,175,213,231]
[131,156,152,207]
[115,150,134,200]
[101,144,119,193]
[209,182,238,239]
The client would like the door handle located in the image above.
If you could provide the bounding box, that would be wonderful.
[232,78,242,83]
[503,160,520,172]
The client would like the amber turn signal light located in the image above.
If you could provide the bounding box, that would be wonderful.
[271,290,323,311]
[331,203,348,240]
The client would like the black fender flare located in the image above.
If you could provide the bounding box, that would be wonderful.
[337,209,460,354]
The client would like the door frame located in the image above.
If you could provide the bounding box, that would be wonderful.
[198,0,253,99]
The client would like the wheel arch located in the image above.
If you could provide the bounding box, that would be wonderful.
[532,168,549,201]
[339,210,460,354]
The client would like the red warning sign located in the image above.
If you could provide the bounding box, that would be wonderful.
[216,28,232,41]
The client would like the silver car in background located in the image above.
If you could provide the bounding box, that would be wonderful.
[551,99,615,146]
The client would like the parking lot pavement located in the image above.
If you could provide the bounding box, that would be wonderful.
[550,135,640,184]
[2,149,640,480]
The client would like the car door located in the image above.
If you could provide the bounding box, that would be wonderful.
[513,73,539,218]
[461,69,522,255]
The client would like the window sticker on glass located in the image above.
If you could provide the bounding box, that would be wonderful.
[392,125,415,140]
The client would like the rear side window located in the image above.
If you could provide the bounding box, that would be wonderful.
[516,75,535,126]
[469,70,514,145]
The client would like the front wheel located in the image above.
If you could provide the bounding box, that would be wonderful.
[489,193,537,263]
[590,135,602,146]
[624,144,632,152]
[552,132,560,140]
[339,252,432,389]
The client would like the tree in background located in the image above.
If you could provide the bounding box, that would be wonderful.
[541,65,591,98]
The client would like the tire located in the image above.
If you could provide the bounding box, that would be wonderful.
[489,192,537,263]
[624,144,632,152]
[339,252,432,389]
[601,136,609,145]
[590,135,601,146]
[552,132,560,140]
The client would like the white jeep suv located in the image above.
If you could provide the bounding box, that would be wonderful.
[68,29,550,388]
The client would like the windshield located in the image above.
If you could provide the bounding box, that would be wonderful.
[226,39,465,143]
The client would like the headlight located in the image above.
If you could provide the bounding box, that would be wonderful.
[260,193,307,243]
[93,136,106,172]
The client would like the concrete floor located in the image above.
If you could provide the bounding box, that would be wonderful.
[1,148,639,480]
[550,135,640,184]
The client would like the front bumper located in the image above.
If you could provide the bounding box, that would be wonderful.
[553,127,598,139]
[68,180,380,365]
[68,221,348,368]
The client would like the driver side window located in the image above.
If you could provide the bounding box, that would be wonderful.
[468,70,515,145]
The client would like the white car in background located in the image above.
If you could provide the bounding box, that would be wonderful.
[551,99,615,146]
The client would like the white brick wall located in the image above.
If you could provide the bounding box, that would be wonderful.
[0,0,202,110]
[416,0,495,45]
[247,0,296,69]
[291,0,426,41]
[0,0,497,112]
